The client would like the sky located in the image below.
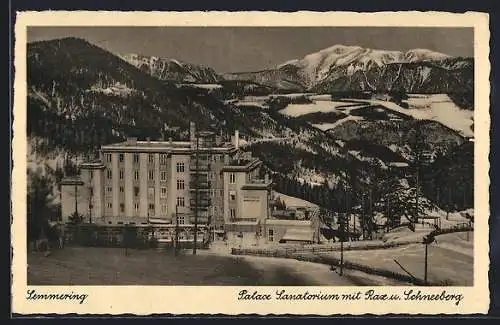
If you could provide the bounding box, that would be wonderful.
[27,27,474,73]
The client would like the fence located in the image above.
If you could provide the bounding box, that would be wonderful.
[232,244,439,286]
[231,239,420,258]
[431,223,473,238]
[64,224,154,249]
[64,224,209,249]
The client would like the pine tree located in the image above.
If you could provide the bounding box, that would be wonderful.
[27,168,56,242]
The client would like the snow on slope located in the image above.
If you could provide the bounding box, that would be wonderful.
[89,82,135,97]
[179,83,223,90]
[404,49,451,62]
[311,116,364,131]
[279,44,451,86]
[279,100,362,117]
[348,94,474,137]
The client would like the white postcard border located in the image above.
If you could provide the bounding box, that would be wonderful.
[12,11,491,315]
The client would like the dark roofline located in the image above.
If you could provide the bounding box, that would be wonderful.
[241,182,272,190]
[221,159,262,172]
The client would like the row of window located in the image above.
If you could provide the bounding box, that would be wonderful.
[105,196,187,212]
[105,153,170,165]
[102,182,185,197]
[104,152,231,168]
[99,165,236,183]
[106,170,180,182]
[106,154,185,173]
[97,186,227,199]
[105,202,169,213]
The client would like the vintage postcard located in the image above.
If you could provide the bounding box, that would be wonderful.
[12,11,490,315]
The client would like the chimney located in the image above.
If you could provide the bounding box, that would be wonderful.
[265,173,269,183]
[146,137,151,143]
[169,137,173,146]
[234,130,239,149]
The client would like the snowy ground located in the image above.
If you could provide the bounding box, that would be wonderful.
[276,94,473,137]
[279,100,361,117]
[345,94,474,137]
[318,240,473,285]
[204,243,405,285]
[434,232,474,257]
[29,246,404,285]
[179,83,223,90]
[234,101,268,109]
[311,116,363,131]
[269,93,316,99]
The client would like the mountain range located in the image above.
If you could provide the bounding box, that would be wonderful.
[116,43,473,99]
[223,44,474,94]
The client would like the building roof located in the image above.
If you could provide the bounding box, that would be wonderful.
[265,219,312,227]
[241,180,272,190]
[281,228,315,242]
[101,139,236,154]
[221,158,262,172]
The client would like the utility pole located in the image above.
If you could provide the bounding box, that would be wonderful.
[88,193,93,224]
[193,133,199,255]
[369,188,373,240]
[422,233,434,285]
[74,180,79,217]
[424,242,428,285]
[340,213,345,276]
[415,166,419,226]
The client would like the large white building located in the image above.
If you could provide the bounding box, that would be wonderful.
[60,123,272,235]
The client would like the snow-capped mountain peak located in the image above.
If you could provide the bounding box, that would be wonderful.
[278,44,452,86]
[118,53,222,84]
[404,48,451,62]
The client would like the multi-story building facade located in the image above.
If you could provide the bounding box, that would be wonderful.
[60,123,272,236]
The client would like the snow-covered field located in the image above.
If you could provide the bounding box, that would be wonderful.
[311,116,364,131]
[279,100,360,117]
[276,93,473,136]
[269,93,316,99]
[234,101,268,109]
[179,83,223,90]
[309,94,332,101]
[320,241,473,285]
[348,94,474,137]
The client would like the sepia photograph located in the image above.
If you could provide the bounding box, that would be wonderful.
[12,11,490,315]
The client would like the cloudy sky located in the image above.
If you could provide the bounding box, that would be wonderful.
[27,27,474,73]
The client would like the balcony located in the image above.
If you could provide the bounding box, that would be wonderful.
[189,163,211,171]
[189,181,211,189]
[188,215,210,224]
[190,206,210,213]
[190,198,211,207]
